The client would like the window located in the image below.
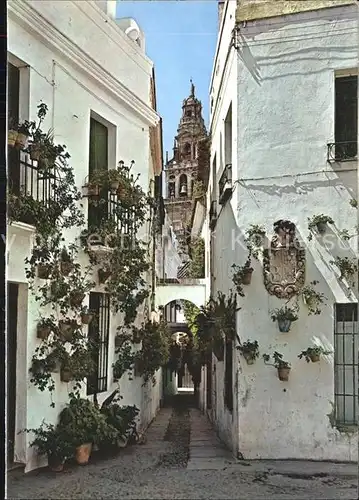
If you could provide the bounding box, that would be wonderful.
[88,117,108,227]
[334,303,358,426]
[332,75,358,161]
[224,339,233,412]
[87,292,110,395]
[224,104,232,166]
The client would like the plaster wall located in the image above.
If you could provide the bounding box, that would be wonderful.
[8,3,162,472]
[209,4,358,461]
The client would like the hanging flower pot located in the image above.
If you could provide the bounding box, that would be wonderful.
[81,312,93,325]
[277,366,291,381]
[37,324,51,340]
[242,267,254,285]
[75,443,92,465]
[60,367,73,383]
[316,222,327,234]
[29,144,42,161]
[58,320,76,341]
[83,183,100,197]
[243,352,255,365]
[47,453,65,472]
[8,130,18,147]
[69,291,85,307]
[277,319,292,333]
[37,264,52,279]
[98,269,111,284]
[60,261,73,276]
[309,353,320,362]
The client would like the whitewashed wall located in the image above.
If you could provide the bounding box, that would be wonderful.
[8,0,162,472]
[209,3,358,461]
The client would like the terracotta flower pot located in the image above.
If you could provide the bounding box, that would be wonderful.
[81,313,93,325]
[47,453,65,472]
[60,261,73,276]
[243,353,255,365]
[316,222,327,234]
[15,132,29,149]
[69,292,85,307]
[37,325,51,340]
[37,264,51,279]
[242,268,253,285]
[58,321,76,341]
[98,269,111,284]
[277,319,292,333]
[60,368,73,383]
[309,354,320,363]
[75,443,92,465]
[277,367,290,381]
[8,130,18,147]
[29,145,41,161]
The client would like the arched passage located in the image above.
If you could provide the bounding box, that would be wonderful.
[155,279,206,309]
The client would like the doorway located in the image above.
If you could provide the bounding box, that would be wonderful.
[7,282,18,465]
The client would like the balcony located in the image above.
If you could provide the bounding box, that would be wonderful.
[209,200,217,230]
[327,142,357,163]
[218,163,232,205]
[8,150,58,225]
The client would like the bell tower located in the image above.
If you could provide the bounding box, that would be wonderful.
[164,80,208,259]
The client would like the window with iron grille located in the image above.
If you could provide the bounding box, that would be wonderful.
[224,339,233,412]
[334,303,358,426]
[329,75,358,162]
[88,117,109,228]
[87,292,110,395]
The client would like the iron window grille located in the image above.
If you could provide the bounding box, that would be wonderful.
[327,142,357,163]
[224,339,233,412]
[8,152,58,224]
[87,292,110,395]
[218,163,232,205]
[334,303,358,426]
[209,199,217,230]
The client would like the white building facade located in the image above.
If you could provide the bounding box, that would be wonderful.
[200,0,359,461]
[7,0,163,472]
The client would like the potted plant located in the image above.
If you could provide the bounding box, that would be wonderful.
[58,319,78,341]
[60,347,95,383]
[270,305,298,332]
[37,317,55,340]
[58,397,118,465]
[113,340,135,381]
[108,169,121,192]
[263,351,291,381]
[298,346,332,363]
[82,171,104,197]
[37,262,52,279]
[330,256,358,285]
[59,247,73,276]
[237,340,259,365]
[69,289,86,308]
[24,422,73,472]
[308,214,334,239]
[81,307,94,325]
[16,120,32,148]
[232,259,253,296]
[301,281,327,315]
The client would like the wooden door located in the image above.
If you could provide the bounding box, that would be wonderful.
[7,282,18,464]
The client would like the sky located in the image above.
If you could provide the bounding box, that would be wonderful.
[116,0,218,159]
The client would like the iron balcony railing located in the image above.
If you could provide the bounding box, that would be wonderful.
[218,163,232,205]
[8,150,58,225]
[327,142,357,163]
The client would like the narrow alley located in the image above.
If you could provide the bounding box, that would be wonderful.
[7,395,357,500]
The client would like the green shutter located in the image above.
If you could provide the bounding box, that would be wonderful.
[89,118,108,173]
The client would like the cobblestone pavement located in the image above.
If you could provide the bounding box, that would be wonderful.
[7,400,358,499]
